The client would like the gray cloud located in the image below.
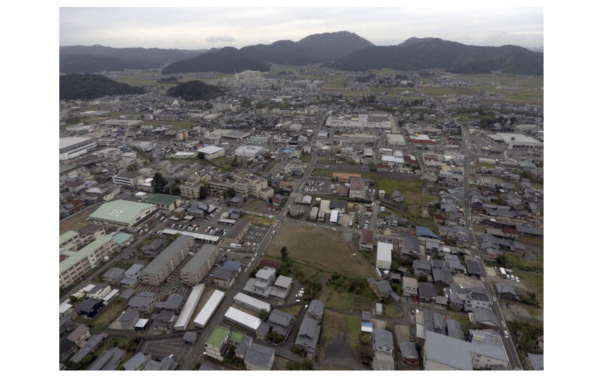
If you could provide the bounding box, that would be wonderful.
[60,7,543,49]
[205,34,237,43]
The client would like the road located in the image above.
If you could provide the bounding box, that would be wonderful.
[461,125,522,370]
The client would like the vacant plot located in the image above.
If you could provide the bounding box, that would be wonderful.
[316,284,354,313]
[60,205,100,235]
[311,169,377,180]
[376,179,423,204]
[383,303,404,319]
[513,269,544,306]
[96,299,128,331]
[518,236,544,246]
[242,214,275,226]
[265,222,376,279]
[318,310,362,363]
[277,305,302,317]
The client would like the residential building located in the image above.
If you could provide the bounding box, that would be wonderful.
[60,234,117,288]
[180,244,219,286]
[359,229,375,251]
[205,326,230,361]
[267,310,295,341]
[294,316,322,355]
[128,292,157,314]
[87,347,126,370]
[212,267,237,289]
[372,329,395,370]
[403,277,418,298]
[141,236,195,286]
[399,342,420,365]
[376,241,393,269]
[244,343,276,370]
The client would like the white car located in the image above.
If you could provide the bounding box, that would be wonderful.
[503,330,509,338]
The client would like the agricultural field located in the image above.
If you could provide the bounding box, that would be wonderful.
[265,222,376,279]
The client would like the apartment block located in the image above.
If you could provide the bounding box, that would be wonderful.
[141,236,195,286]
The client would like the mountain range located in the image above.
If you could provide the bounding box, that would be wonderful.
[61,32,543,76]
[60,45,206,74]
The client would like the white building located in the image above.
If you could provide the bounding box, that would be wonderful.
[60,137,97,160]
[235,146,264,159]
[197,145,225,160]
[376,242,393,270]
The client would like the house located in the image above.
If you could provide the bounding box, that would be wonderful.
[368,278,394,299]
[156,293,185,312]
[60,338,78,362]
[87,347,126,370]
[425,241,441,255]
[372,329,395,370]
[402,277,419,299]
[445,284,467,310]
[294,316,322,354]
[465,287,492,311]
[114,307,140,330]
[432,268,454,288]
[123,352,150,371]
[306,300,325,322]
[359,229,375,251]
[212,267,237,289]
[142,239,168,257]
[267,310,295,341]
[244,342,276,370]
[102,267,126,285]
[418,282,438,303]
[445,255,466,274]
[446,319,464,340]
[401,236,420,257]
[465,258,483,277]
[471,308,501,329]
[143,356,178,370]
[413,260,432,277]
[399,341,420,365]
[75,299,104,319]
[87,283,112,300]
[496,282,519,301]
[128,292,157,314]
[69,334,104,364]
[153,310,178,330]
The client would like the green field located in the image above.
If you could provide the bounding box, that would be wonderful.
[376,179,423,204]
[318,310,362,363]
[242,214,276,226]
[265,222,376,279]
[514,269,544,306]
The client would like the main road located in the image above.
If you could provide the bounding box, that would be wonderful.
[461,125,522,370]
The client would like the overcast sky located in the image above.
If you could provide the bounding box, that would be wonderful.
[60,7,543,50]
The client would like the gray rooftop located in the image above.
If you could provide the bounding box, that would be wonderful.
[87,347,126,370]
[143,236,194,275]
[69,335,104,364]
[245,342,275,369]
[295,316,321,353]
[372,329,394,351]
[419,282,438,299]
[446,319,464,340]
[181,244,218,275]
[122,352,148,371]
[528,353,544,370]
[307,299,324,318]
[399,341,419,359]
[128,292,156,308]
[267,309,294,328]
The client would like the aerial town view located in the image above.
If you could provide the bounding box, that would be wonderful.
[57,6,545,371]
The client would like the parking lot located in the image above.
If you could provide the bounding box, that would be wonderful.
[302,178,331,194]
[238,224,269,250]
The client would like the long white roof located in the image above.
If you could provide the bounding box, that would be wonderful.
[194,290,225,328]
[174,284,205,330]
[224,307,262,331]
[233,292,271,312]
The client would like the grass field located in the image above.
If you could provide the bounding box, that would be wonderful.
[91,299,127,331]
[265,222,375,279]
[376,179,423,204]
[242,214,275,226]
[420,192,438,205]
[316,285,355,313]
[60,206,100,235]
[278,305,303,317]
[318,310,362,363]
[518,236,544,246]
[514,269,544,306]
[300,154,312,163]
[311,169,377,180]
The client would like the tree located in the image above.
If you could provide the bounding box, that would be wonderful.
[258,309,270,322]
[152,172,167,193]
[267,332,285,345]
[199,185,208,200]
[285,359,314,370]
[197,152,205,160]
[280,246,289,261]
[226,187,236,198]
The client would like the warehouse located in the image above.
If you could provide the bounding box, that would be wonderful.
[376,241,393,270]
[387,134,406,147]
[140,236,195,286]
[60,137,97,160]
[174,284,205,331]
[235,146,264,158]
[194,290,226,328]
[89,200,158,230]
[490,133,543,149]
[197,145,225,160]
[233,293,271,313]
[180,245,219,286]
[224,307,263,332]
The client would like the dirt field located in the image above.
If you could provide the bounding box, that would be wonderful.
[265,222,376,279]
[393,324,411,344]
[59,206,100,235]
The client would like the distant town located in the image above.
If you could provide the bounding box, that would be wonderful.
[59,58,543,371]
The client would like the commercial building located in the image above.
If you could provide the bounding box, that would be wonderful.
[349,179,368,199]
[60,234,117,288]
[224,307,264,333]
[89,200,159,231]
[197,145,225,160]
[144,194,182,211]
[60,137,97,160]
[376,242,393,270]
[386,134,407,146]
[423,330,509,370]
[235,146,264,159]
[180,245,219,286]
[140,236,195,286]
[489,133,543,149]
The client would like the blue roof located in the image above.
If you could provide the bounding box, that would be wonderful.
[222,261,243,272]
[113,232,133,245]
[416,226,441,240]
[283,149,292,153]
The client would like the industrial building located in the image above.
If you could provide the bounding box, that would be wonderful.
[489,133,543,149]
[180,245,219,286]
[197,145,225,160]
[88,200,159,231]
[60,137,97,160]
[140,236,195,286]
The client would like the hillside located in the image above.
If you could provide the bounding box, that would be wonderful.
[328,37,543,75]
[60,74,144,100]
[162,47,270,74]
[165,80,225,101]
[60,45,206,74]
[162,31,375,73]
